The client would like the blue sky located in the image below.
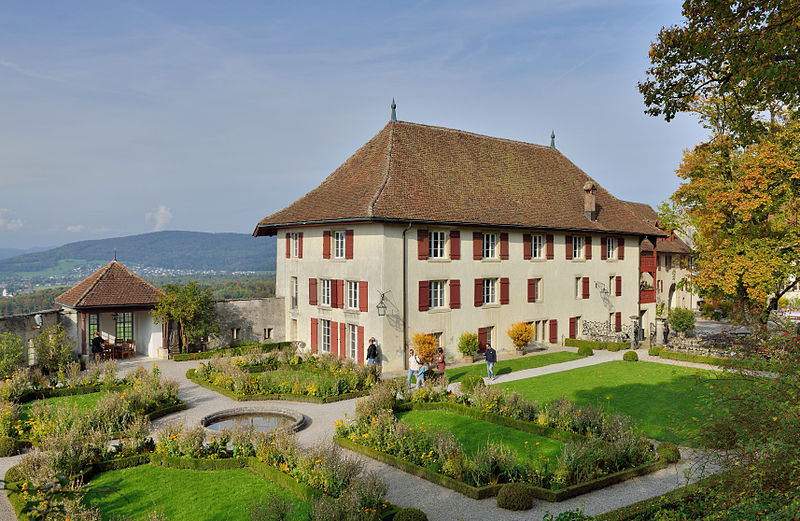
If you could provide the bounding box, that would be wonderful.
[0,1,707,249]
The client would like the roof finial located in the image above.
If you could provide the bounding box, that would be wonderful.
[390,98,397,123]
[113,248,117,262]
[550,130,556,149]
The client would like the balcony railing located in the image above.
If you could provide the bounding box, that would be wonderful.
[640,256,657,272]
[640,288,656,304]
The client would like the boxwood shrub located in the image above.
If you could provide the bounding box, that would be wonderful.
[497,483,534,510]
[172,341,292,361]
[565,338,629,351]
[394,507,429,521]
[577,345,594,357]
[622,351,639,362]
[648,346,663,356]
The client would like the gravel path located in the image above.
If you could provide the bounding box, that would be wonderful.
[0,349,718,521]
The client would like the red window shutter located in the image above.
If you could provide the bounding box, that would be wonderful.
[417,230,429,260]
[345,230,354,259]
[418,281,429,311]
[527,279,536,302]
[450,279,461,309]
[323,231,331,259]
[615,276,622,297]
[330,279,338,308]
[569,317,577,339]
[474,278,483,307]
[499,233,509,260]
[359,281,368,312]
[615,312,622,332]
[340,322,346,360]
[585,236,592,260]
[500,277,510,304]
[600,237,607,260]
[473,232,482,260]
[546,234,554,260]
[298,232,303,258]
[565,235,573,260]
[309,278,317,306]
[523,234,532,259]
[357,326,364,364]
[618,238,625,260]
[478,327,488,350]
[582,277,590,299]
[331,321,339,358]
[337,280,345,308]
[450,231,461,259]
[285,233,291,258]
[310,318,318,353]
[549,319,558,343]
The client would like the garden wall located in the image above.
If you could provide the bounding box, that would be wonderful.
[209,297,285,348]
[0,308,63,363]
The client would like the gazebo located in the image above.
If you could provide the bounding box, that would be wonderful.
[55,260,166,358]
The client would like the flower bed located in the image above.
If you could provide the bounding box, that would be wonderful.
[187,353,378,403]
[334,380,672,501]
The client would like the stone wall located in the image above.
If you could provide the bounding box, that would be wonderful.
[0,309,64,362]
[209,297,285,348]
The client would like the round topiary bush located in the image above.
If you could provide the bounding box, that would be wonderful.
[496,483,534,511]
[394,507,429,521]
[577,345,593,357]
[623,350,639,362]
[648,345,663,356]
[461,374,486,393]
[656,441,681,463]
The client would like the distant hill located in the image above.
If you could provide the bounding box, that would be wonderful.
[0,231,277,275]
[0,246,50,260]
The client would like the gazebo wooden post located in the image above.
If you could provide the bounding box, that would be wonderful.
[79,311,87,356]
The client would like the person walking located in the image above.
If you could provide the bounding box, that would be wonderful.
[407,349,421,388]
[436,347,446,381]
[663,322,670,345]
[485,343,497,380]
[91,331,105,365]
[366,337,379,366]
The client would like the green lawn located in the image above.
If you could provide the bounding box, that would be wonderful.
[444,351,582,383]
[396,409,563,463]
[84,465,310,521]
[500,361,722,446]
[21,391,110,417]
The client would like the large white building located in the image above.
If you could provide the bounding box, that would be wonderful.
[254,118,666,372]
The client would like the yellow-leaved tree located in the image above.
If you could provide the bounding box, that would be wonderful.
[507,322,533,349]
[411,333,438,363]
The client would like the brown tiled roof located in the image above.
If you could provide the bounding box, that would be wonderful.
[254,121,666,237]
[55,261,162,308]
[622,201,692,254]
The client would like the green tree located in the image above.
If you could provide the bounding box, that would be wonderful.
[33,324,73,373]
[639,0,800,138]
[0,331,26,378]
[667,307,696,334]
[152,281,219,353]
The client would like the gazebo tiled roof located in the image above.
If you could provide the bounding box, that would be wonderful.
[55,261,162,309]
[254,121,667,238]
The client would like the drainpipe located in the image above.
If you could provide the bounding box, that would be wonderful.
[402,222,413,371]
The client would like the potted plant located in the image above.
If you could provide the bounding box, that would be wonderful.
[458,332,479,363]
[667,307,696,338]
[507,322,533,355]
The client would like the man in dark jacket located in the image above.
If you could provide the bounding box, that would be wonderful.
[91,331,105,364]
[485,343,497,380]
[366,337,378,366]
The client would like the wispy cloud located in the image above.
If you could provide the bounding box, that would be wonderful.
[145,205,172,232]
[65,224,85,233]
[0,209,23,231]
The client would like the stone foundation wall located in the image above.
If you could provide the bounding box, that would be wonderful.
[209,297,285,348]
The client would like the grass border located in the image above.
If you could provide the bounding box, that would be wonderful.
[185,368,370,404]
[17,384,129,404]
[657,349,778,372]
[172,342,292,361]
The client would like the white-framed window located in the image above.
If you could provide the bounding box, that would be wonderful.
[264,328,273,340]
[334,231,346,259]
[432,332,443,348]
[483,233,497,259]
[531,278,542,302]
[348,324,358,359]
[290,232,300,258]
[575,277,582,299]
[429,280,445,309]
[320,279,331,307]
[429,231,446,259]
[88,313,99,339]
[609,313,615,332]
[607,237,617,259]
[290,277,298,309]
[320,319,331,353]
[572,236,585,259]
[532,235,544,259]
[115,312,133,340]
[485,326,495,348]
[231,328,240,341]
[347,280,359,309]
[483,278,497,305]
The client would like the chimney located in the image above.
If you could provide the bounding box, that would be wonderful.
[583,182,597,221]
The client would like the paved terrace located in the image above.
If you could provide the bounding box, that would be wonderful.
[0,347,719,521]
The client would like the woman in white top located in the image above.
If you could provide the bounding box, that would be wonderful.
[407,349,421,388]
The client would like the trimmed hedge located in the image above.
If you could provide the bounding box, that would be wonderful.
[658,349,778,372]
[622,351,638,362]
[394,508,429,521]
[648,346,663,356]
[186,368,370,404]
[577,345,594,357]
[172,341,292,361]
[497,483,534,510]
[146,402,187,421]
[565,338,629,351]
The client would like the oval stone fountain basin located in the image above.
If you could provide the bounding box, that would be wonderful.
[200,407,305,434]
